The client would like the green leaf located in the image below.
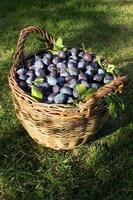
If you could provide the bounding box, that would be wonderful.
[106,64,116,74]
[108,102,117,119]
[55,37,63,48]
[33,78,44,85]
[96,55,103,68]
[83,88,97,101]
[75,84,87,96]
[50,37,67,54]
[31,86,43,101]
[104,93,125,118]
[110,93,125,112]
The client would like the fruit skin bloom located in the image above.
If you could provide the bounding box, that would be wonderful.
[16,49,114,104]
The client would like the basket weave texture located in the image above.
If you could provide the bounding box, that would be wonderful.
[8,26,128,150]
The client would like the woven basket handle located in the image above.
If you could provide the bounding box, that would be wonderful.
[13,26,55,65]
[79,76,128,113]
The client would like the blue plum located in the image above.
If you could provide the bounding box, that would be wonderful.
[98,68,105,75]
[68,67,78,76]
[47,64,56,72]
[17,68,27,75]
[44,53,53,60]
[35,68,46,77]
[19,81,28,90]
[19,74,28,81]
[81,80,91,88]
[78,72,88,81]
[26,69,35,77]
[39,82,51,91]
[93,74,103,82]
[34,60,44,69]
[52,85,60,94]
[42,56,50,65]
[52,56,60,65]
[47,76,57,86]
[92,83,100,89]
[47,93,56,103]
[26,76,35,85]
[104,75,113,84]
[54,93,68,104]
[57,76,66,86]
[68,79,78,88]
[78,51,84,58]
[70,48,78,56]
[60,86,73,96]
[78,60,85,69]
[57,62,66,69]
[67,97,74,104]
[58,50,66,59]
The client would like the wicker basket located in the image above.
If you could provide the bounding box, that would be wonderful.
[8,26,128,150]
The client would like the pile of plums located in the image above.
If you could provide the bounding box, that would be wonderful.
[16,48,114,104]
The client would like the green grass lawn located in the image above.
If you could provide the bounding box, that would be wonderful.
[0,0,133,199]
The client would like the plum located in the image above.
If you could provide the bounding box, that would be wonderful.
[42,56,50,65]
[98,68,105,75]
[47,64,56,72]
[19,81,28,90]
[68,67,78,76]
[60,86,73,96]
[58,50,66,59]
[70,48,78,56]
[47,93,56,103]
[65,75,77,82]
[44,53,53,60]
[68,79,78,88]
[35,68,46,77]
[93,74,103,82]
[78,60,85,69]
[67,61,77,68]
[83,52,92,62]
[81,80,91,88]
[34,60,44,69]
[39,82,51,91]
[78,51,84,58]
[54,93,68,104]
[19,74,28,81]
[26,76,35,85]
[52,56,60,65]
[67,97,74,104]
[57,76,66,86]
[16,68,27,75]
[52,85,60,94]
[92,83,100,89]
[104,75,113,84]
[57,62,66,69]
[47,76,57,86]
[78,72,88,81]
[50,70,59,78]
[26,69,35,77]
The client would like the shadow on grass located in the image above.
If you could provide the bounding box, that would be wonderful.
[0,123,133,200]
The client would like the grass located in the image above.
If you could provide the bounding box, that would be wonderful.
[0,0,133,199]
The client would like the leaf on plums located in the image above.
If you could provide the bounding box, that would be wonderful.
[33,78,44,85]
[96,55,103,68]
[104,93,125,118]
[31,86,43,101]
[106,64,117,74]
[55,37,63,48]
[50,37,67,54]
[75,84,87,96]
[83,88,97,101]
